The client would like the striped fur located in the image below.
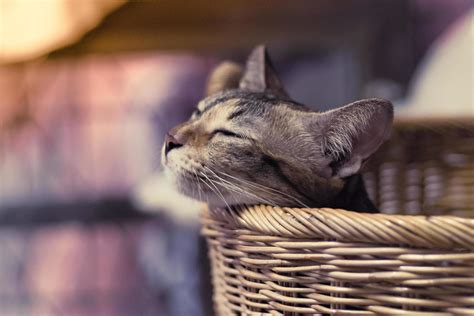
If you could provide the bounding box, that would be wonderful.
[162,46,393,212]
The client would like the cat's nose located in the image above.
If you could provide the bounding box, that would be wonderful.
[164,133,183,155]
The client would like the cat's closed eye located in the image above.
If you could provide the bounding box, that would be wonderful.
[211,129,243,139]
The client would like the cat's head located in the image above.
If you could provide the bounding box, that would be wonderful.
[162,45,393,208]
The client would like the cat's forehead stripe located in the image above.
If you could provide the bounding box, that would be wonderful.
[197,91,307,122]
[227,108,246,120]
[199,90,272,114]
[200,95,239,113]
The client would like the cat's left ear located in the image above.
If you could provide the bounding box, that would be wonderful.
[206,61,243,96]
[239,45,289,98]
[310,99,393,178]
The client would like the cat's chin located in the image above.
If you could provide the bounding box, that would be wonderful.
[164,168,258,207]
[177,183,256,208]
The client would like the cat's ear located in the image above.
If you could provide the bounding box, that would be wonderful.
[206,61,243,96]
[312,99,393,178]
[239,45,289,98]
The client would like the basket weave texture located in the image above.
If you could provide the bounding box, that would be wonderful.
[202,118,474,315]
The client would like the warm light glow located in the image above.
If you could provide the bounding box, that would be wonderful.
[0,0,124,64]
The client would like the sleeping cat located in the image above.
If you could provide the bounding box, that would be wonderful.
[162,46,393,212]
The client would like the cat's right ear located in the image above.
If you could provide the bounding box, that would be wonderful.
[309,99,393,179]
[205,61,243,96]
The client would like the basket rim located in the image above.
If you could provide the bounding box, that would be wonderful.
[203,205,474,250]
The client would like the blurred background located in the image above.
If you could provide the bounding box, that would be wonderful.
[0,1,472,315]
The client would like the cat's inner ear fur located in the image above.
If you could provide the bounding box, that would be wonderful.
[313,99,394,178]
[239,45,289,98]
[205,61,243,96]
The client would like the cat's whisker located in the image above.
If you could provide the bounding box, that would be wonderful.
[223,172,307,207]
[211,169,282,194]
[216,180,276,206]
[203,167,248,194]
[212,173,279,207]
[203,167,278,206]
[199,171,233,210]
[198,175,222,206]
[192,169,203,202]
[211,168,309,208]
[223,182,273,205]
[190,172,197,200]
[203,175,246,207]
[211,180,242,207]
[214,177,240,206]
[191,169,210,205]
[202,166,275,205]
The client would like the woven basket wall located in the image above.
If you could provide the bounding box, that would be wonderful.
[201,118,474,315]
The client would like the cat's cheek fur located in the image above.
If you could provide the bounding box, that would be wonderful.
[162,147,230,205]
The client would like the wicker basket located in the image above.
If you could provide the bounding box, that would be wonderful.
[201,118,474,315]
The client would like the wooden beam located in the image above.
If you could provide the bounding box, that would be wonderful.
[48,0,398,58]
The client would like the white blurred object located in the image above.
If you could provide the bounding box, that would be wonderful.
[398,9,474,117]
[133,171,203,224]
[0,0,124,63]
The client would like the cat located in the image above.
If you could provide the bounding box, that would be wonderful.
[162,45,393,213]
